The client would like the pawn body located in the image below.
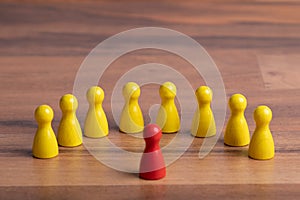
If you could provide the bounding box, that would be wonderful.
[156,82,180,133]
[57,94,82,147]
[32,105,58,159]
[139,124,166,180]
[84,86,109,138]
[191,86,216,137]
[249,105,275,160]
[119,82,144,133]
[224,94,250,146]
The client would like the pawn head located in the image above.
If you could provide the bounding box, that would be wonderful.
[122,82,140,100]
[60,94,78,112]
[35,104,54,124]
[159,81,176,99]
[195,86,212,104]
[143,124,162,142]
[254,105,272,126]
[87,86,104,104]
[229,94,247,112]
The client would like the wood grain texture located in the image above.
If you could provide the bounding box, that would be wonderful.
[0,0,300,199]
[258,54,300,89]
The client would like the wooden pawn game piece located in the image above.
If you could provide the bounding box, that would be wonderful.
[224,94,250,146]
[139,124,166,180]
[32,105,58,159]
[57,94,82,147]
[119,82,144,133]
[156,81,180,133]
[84,86,109,138]
[248,105,275,160]
[191,86,216,137]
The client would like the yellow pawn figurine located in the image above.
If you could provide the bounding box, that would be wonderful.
[57,94,82,147]
[248,105,275,160]
[119,82,144,133]
[84,86,109,138]
[156,81,180,133]
[32,105,58,159]
[224,94,250,146]
[191,86,216,137]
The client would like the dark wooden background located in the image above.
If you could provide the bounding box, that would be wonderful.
[0,0,299,199]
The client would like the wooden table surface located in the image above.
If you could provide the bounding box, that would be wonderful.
[1,0,300,199]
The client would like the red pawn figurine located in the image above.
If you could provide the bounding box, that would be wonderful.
[139,124,166,180]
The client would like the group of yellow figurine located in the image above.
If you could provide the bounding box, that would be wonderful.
[32,81,274,161]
